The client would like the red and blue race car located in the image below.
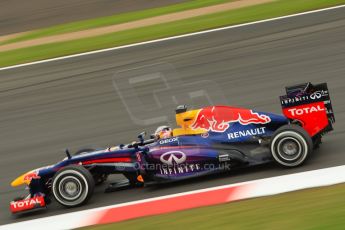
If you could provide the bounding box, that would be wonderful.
[10,82,334,214]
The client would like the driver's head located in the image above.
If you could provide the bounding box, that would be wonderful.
[154,126,172,139]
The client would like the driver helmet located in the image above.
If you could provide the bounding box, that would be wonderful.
[154,126,173,139]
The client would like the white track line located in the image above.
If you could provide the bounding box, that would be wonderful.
[0,4,344,72]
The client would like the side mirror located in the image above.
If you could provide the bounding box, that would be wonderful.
[138,131,146,143]
[65,149,72,159]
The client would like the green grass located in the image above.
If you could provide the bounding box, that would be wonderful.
[85,183,345,230]
[1,0,345,68]
[0,0,234,45]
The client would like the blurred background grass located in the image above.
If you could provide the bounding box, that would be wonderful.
[85,183,345,230]
[1,0,345,67]
[0,0,234,45]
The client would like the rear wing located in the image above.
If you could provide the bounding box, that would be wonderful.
[280,82,334,137]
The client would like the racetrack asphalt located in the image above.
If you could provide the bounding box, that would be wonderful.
[0,0,187,36]
[0,7,345,225]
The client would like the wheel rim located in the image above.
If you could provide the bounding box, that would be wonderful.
[282,141,298,155]
[277,137,302,161]
[58,176,82,200]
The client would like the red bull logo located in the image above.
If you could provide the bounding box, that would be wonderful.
[23,171,41,182]
[191,106,271,132]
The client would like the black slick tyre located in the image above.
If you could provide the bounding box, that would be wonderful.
[270,124,313,167]
[52,165,94,207]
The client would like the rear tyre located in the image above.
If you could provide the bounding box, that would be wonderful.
[52,165,94,207]
[270,125,313,167]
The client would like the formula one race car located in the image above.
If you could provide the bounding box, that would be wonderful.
[10,82,334,214]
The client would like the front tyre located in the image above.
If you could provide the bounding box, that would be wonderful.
[52,165,95,207]
[270,125,313,167]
